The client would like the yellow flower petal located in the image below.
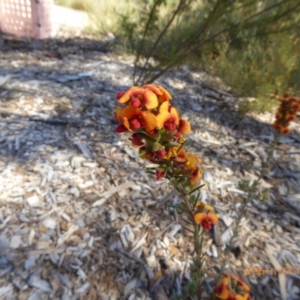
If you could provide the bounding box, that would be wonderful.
[215,285,230,300]
[196,201,214,211]
[158,86,172,102]
[142,89,158,109]
[141,111,158,133]
[122,105,141,119]
[204,204,214,211]
[142,84,163,95]
[156,111,170,129]
[220,276,229,286]
[159,101,170,113]
[117,86,140,103]
[194,212,218,225]
[227,274,250,292]
[175,149,187,163]
[123,117,130,131]
[165,147,179,159]
[194,212,206,224]
[208,213,218,225]
[236,295,250,300]
[185,153,200,169]
[114,107,123,122]
[178,119,191,135]
[190,168,203,185]
[169,107,180,125]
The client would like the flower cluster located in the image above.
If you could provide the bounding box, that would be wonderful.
[214,274,250,300]
[115,84,201,186]
[273,94,300,134]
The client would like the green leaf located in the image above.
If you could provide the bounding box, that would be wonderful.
[188,184,205,195]
[176,139,187,154]
[145,170,156,175]
[152,141,163,151]
[139,150,147,157]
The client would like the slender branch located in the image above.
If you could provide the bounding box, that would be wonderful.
[182,191,205,300]
[135,0,192,85]
[133,0,163,81]
[177,0,223,53]
[140,0,298,84]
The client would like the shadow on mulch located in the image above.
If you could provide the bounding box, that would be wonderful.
[0,35,111,55]
[1,34,300,222]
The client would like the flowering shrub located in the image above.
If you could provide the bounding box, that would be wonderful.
[115,85,299,299]
[273,94,300,134]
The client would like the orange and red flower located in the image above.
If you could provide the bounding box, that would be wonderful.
[157,102,180,131]
[194,212,218,230]
[273,94,300,134]
[178,119,191,135]
[189,168,202,185]
[117,86,158,110]
[117,84,172,110]
[195,201,214,212]
[142,84,172,103]
[185,153,200,170]
[115,85,203,187]
[115,105,157,134]
[214,274,250,300]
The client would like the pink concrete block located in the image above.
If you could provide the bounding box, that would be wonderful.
[0,0,54,39]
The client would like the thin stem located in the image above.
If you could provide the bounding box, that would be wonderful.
[135,0,192,85]
[133,0,162,82]
[182,193,204,300]
[177,0,223,53]
[194,226,204,299]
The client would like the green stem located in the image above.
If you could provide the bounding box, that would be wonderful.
[182,193,204,299]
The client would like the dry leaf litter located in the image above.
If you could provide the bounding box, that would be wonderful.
[0,36,300,300]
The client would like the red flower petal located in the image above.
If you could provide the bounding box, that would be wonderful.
[156,170,166,180]
[116,91,125,99]
[178,119,191,135]
[131,97,142,108]
[115,124,128,133]
[132,133,144,146]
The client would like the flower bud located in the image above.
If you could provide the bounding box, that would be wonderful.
[156,170,166,180]
[132,133,144,146]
